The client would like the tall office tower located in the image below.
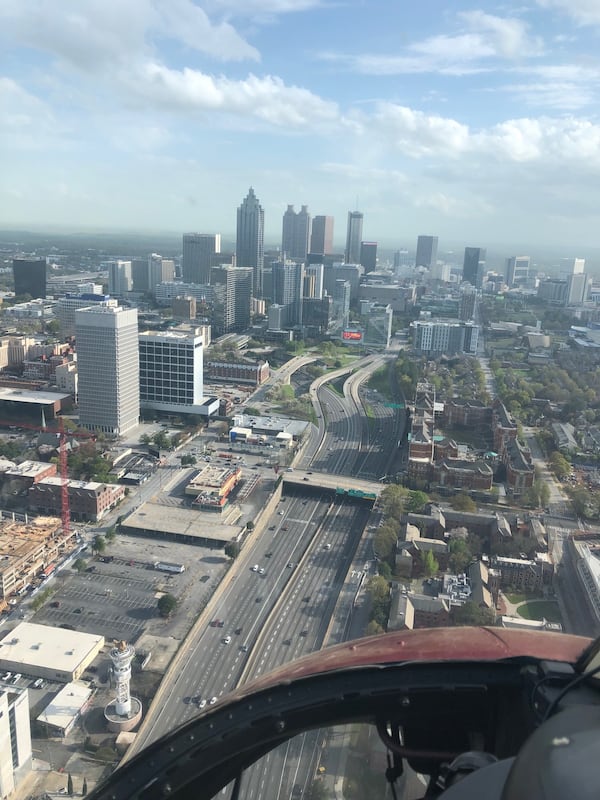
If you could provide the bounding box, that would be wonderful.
[560,257,585,275]
[182,234,221,284]
[415,236,438,268]
[172,296,197,321]
[304,263,324,299]
[75,305,139,436]
[12,255,46,298]
[139,329,204,414]
[462,247,486,286]
[57,294,117,337]
[567,272,589,305]
[333,279,351,327]
[506,256,530,287]
[459,286,477,321]
[272,260,303,326]
[148,254,174,296]
[310,215,334,255]
[107,260,132,296]
[131,257,150,293]
[0,684,32,798]
[281,205,311,261]
[236,187,264,296]
[211,264,252,333]
[345,211,363,264]
[360,241,377,272]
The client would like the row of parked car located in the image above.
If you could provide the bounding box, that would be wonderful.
[1,671,46,689]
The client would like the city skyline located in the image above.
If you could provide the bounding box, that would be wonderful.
[4,2,600,248]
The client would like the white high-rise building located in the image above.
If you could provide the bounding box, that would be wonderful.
[0,685,32,798]
[75,306,139,436]
[56,294,117,337]
[106,260,132,296]
[139,329,205,414]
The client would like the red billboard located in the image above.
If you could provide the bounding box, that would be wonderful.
[342,330,363,341]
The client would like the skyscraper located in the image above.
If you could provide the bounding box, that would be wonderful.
[462,247,486,286]
[310,215,334,255]
[139,329,204,414]
[148,254,175,296]
[211,265,252,333]
[281,205,311,261]
[272,260,303,326]
[236,187,264,296]
[506,256,530,287]
[345,211,363,263]
[107,260,132,296]
[360,241,377,272]
[13,255,46,299]
[182,234,221,284]
[415,236,438,269]
[75,305,139,436]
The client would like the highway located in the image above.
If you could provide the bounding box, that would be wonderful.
[124,351,402,798]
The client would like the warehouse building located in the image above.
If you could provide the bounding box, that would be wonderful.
[0,623,104,682]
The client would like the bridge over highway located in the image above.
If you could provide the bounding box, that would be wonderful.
[282,469,382,501]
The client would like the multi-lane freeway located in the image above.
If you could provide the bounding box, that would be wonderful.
[124,353,405,800]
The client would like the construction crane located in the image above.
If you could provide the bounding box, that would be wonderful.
[0,417,94,535]
[58,417,70,537]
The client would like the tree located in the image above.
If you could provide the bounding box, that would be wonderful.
[67,773,74,797]
[82,777,88,796]
[373,524,398,563]
[451,601,495,626]
[105,526,116,543]
[72,558,87,573]
[366,620,384,636]
[92,535,106,555]
[157,593,178,618]
[406,490,429,513]
[450,493,477,512]
[180,454,196,467]
[224,542,240,560]
[448,539,471,573]
[420,550,439,578]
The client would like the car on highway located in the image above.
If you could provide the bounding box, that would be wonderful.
[324,543,332,550]
[222,636,231,644]
[258,567,265,575]
[265,551,273,558]
[278,510,284,515]
[251,564,259,572]
[287,562,295,569]
[74,607,83,613]
[300,630,308,637]
[282,525,288,531]
[240,644,249,653]
[234,627,242,635]
[255,596,263,603]
[210,619,224,628]
[209,696,217,705]
[198,698,206,710]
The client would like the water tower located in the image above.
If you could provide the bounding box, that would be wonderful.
[104,640,143,732]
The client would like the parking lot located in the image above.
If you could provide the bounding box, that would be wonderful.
[30,534,230,644]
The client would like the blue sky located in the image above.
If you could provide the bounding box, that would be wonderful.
[2,0,600,253]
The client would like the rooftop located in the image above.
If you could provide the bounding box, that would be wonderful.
[0,623,104,674]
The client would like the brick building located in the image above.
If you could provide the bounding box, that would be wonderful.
[28,479,125,521]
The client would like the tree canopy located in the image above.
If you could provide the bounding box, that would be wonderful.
[157,593,178,618]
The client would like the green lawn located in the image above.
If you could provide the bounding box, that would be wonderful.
[505,591,542,604]
[517,600,562,624]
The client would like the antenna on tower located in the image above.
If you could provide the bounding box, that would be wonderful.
[355,195,359,212]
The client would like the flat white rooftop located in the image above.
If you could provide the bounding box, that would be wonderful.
[37,680,93,731]
[0,387,70,405]
[0,622,104,674]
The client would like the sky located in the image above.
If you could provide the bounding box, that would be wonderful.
[2,0,600,254]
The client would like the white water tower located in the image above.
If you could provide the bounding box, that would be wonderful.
[110,640,135,715]
[104,640,142,732]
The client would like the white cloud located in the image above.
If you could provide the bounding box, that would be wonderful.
[500,80,594,110]
[318,11,542,76]
[459,10,543,58]
[372,105,470,158]
[537,0,600,25]
[0,0,259,68]
[370,103,600,171]
[206,0,324,13]
[127,63,340,127]
[0,77,59,147]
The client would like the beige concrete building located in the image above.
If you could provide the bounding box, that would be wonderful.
[0,623,104,682]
